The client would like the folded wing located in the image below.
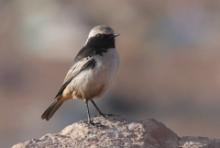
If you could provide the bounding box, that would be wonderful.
[55,57,96,98]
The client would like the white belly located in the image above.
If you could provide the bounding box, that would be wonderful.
[70,49,119,99]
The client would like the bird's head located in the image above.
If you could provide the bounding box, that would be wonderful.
[85,25,119,48]
[88,25,119,38]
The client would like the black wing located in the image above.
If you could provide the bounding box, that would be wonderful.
[55,57,96,98]
[74,45,108,63]
[74,46,95,63]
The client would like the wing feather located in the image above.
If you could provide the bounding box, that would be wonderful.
[55,57,96,98]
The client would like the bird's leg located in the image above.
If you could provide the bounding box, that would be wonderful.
[85,100,105,127]
[90,100,114,118]
[85,100,94,125]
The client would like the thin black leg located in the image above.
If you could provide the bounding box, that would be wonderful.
[90,100,108,117]
[85,100,93,124]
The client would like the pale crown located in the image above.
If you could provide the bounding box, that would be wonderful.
[88,25,114,39]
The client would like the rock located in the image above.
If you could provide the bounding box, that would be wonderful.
[179,136,220,148]
[12,117,220,148]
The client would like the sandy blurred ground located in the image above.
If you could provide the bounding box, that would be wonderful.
[1,0,220,147]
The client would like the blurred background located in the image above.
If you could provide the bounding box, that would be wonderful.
[1,0,220,147]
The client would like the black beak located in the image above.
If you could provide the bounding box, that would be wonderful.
[113,33,120,37]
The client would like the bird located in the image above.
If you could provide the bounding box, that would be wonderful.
[41,25,120,124]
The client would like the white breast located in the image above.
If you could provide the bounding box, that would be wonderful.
[69,48,119,99]
[94,48,119,83]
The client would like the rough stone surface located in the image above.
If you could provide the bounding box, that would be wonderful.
[12,117,220,148]
[179,136,220,148]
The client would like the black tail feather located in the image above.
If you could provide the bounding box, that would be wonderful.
[41,100,63,121]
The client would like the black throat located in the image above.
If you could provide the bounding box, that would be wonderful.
[74,34,116,62]
[86,34,115,50]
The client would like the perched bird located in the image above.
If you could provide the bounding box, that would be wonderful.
[41,25,120,124]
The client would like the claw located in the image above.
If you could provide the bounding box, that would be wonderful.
[87,120,105,128]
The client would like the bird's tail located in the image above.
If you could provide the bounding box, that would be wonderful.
[41,99,64,121]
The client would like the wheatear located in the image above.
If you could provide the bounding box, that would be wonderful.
[41,25,120,124]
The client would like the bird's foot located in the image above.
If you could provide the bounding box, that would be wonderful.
[99,113,117,118]
[87,120,104,128]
